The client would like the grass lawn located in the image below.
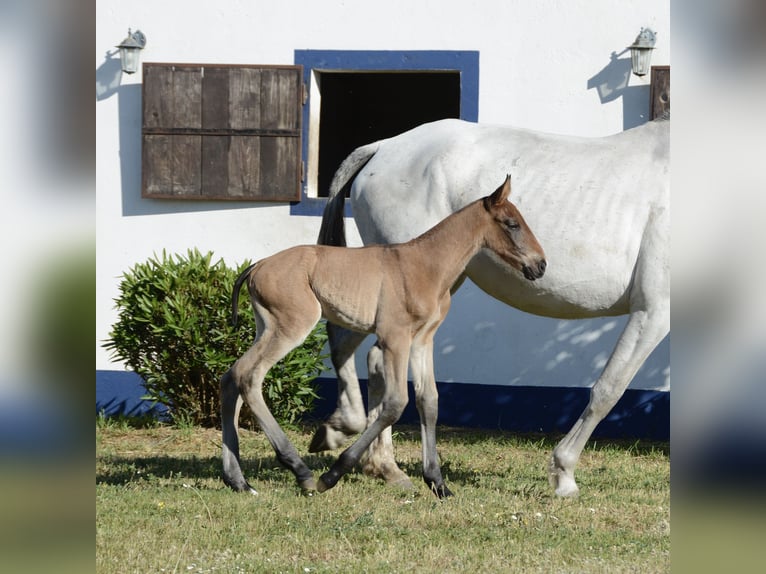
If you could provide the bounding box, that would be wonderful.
[96,420,669,573]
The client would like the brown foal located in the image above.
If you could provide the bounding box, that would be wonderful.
[220,175,546,497]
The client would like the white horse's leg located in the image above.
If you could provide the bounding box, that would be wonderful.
[549,207,669,496]
[548,308,668,496]
[309,324,367,452]
[361,342,414,488]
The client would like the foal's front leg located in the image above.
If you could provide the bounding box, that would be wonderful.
[317,335,411,493]
[361,279,465,492]
[410,338,452,498]
[361,344,415,489]
[411,296,453,498]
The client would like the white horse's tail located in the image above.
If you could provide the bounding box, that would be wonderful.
[318,141,381,246]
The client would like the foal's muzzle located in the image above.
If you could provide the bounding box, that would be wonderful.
[522,259,547,281]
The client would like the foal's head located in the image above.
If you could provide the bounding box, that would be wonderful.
[482,175,547,281]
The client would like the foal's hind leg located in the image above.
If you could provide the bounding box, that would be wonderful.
[222,309,319,493]
[308,324,368,453]
[221,370,257,494]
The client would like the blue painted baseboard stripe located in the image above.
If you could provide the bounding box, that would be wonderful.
[96,371,668,440]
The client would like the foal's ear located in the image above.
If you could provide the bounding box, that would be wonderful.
[487,174,512,207]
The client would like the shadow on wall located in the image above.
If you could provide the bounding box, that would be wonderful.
[96,52,273,218]
[307,378,670,441]
[434,281,670,392]
[587,49,650,130]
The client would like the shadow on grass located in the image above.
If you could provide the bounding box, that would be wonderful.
[388,426,668,492]
[394,425,668,456]
[96,424,667,491]
[96,452,338,488]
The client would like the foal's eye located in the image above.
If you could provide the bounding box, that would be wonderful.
[504,219,520,231]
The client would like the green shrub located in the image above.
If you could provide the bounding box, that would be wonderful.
[103,249,328,428]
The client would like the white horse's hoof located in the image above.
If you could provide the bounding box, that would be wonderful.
[549,468,579,497]
[548,455,580,497]
[554,481,579,498]
[308,424,353,452]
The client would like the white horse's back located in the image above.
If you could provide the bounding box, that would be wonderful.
[350,118,669,318]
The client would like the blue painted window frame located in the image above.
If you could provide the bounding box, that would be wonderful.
[291,50,480,216]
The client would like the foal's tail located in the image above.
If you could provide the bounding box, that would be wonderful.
[230,262,258,328]
[317,141,380,247]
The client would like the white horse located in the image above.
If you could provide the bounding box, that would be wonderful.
[312,117,669,497]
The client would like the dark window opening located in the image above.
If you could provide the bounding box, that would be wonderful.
[317,72,461,197]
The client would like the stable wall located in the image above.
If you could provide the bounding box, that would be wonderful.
[97,1,670,417]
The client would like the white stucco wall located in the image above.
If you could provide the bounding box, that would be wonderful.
[96,0,670,390]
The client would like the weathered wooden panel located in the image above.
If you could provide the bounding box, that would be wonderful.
[260,136,300,200]
[258,68,302,200]
[171,135,201,196]
[142,135,172,195]
[142,63,302,201]
[202,67,230,129]
[260,68,301,130]
[228,136,261,198]
[171,67,202,128]
[225,68,262,197]
[201,136,229,197]
[143,66,173,129]
[200,68,231,196]
[230,68,262,130]
[650,66,670,120]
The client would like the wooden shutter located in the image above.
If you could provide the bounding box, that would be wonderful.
[650,66,670,121]
[142,64,303,201]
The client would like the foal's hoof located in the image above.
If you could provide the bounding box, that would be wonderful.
[316,477,331,493]
[223,476,258,495]
[430,483,454,499]
[299,477,317,494]
[316,470,341,493]
[228,483,259,495]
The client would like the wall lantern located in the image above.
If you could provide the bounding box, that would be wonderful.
[629,27,656,77]
[116,29,147,74]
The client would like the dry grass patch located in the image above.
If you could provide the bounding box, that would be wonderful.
[97,422,669,573]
